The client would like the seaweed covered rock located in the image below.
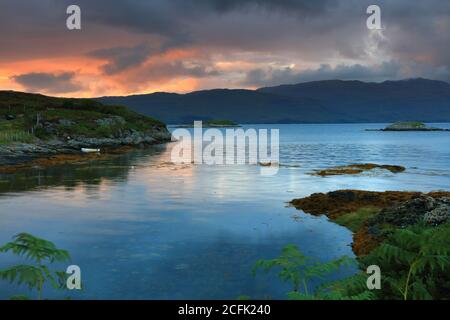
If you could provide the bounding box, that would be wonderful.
[424,205,450,225]
[290,190,421,219]
[312,163,405,176]
[371,196,450,227]
[290,190,450,256]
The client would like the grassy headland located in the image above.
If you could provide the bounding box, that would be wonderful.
[0,91,171,168]
[0,91,166,141]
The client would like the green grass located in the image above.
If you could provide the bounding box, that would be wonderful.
[0,130,35,144]
[387,121,427,129]
[334,207,380,232]
[0,90,166,144]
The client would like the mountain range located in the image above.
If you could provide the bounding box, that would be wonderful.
[98,78,450,124]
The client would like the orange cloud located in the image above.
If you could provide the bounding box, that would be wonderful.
[0,43,210,97]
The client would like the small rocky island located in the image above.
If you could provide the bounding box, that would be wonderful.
[176,119,241,128]
[0,91,171,167]
[368,121,450,131]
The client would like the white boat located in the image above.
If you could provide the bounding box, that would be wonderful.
[81,148,100,153]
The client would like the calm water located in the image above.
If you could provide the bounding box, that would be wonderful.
[1,123,450,300]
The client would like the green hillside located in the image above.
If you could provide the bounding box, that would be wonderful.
[0,91,165,145]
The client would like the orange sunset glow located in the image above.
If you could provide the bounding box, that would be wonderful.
[1,0,449,97]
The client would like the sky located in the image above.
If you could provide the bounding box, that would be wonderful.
[0,0,449,97]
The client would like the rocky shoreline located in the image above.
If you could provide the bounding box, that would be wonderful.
[0,126,172,168]
[290,190,450,255]
[0,90,175,168]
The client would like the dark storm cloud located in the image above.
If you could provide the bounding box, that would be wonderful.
[88,36,193,75]
[89,43,158,75]
[180,0,334,15]
[62,0,337,55]
[1,0,450,92]
[74,0,334,31]
[0,0,448,58]
[12,72,83,94]
[379,0,450,67]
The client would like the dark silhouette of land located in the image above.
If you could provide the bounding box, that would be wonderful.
[98,78,450,124]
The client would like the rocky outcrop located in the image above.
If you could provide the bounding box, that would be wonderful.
[372,196,450,227]
[290,190,423,219]
[0,125,171,166]
[290,190,450,255]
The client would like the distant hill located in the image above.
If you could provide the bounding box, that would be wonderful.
[98,78,450,124]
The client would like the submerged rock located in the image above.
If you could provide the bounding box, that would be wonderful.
[312,163,405,176]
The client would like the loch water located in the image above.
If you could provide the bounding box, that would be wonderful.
[1,123,450,299]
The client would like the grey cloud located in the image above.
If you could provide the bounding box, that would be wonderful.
[88,36,192,75]
[179,0,334,15]
[76,0,450,70]
[89,43,158,75]
[1,0,450,88]
[242,62,403,87]
[12,72,84,94]
[130,61,220,85]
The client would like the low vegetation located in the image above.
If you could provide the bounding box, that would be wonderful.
[281,190,450,300]
[2,227,448,300]
[334,207,380,232]
[251,244,360,300]
[328,222,450,300]
[247,220,450,300]
[376,121,450,131]
[0,130,35,145]
[388,121,427,129]
[0,233,71,300]
[0,91,165,144]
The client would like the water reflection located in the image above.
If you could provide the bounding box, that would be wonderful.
[1,124,449,299]
[0,144,170,195]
